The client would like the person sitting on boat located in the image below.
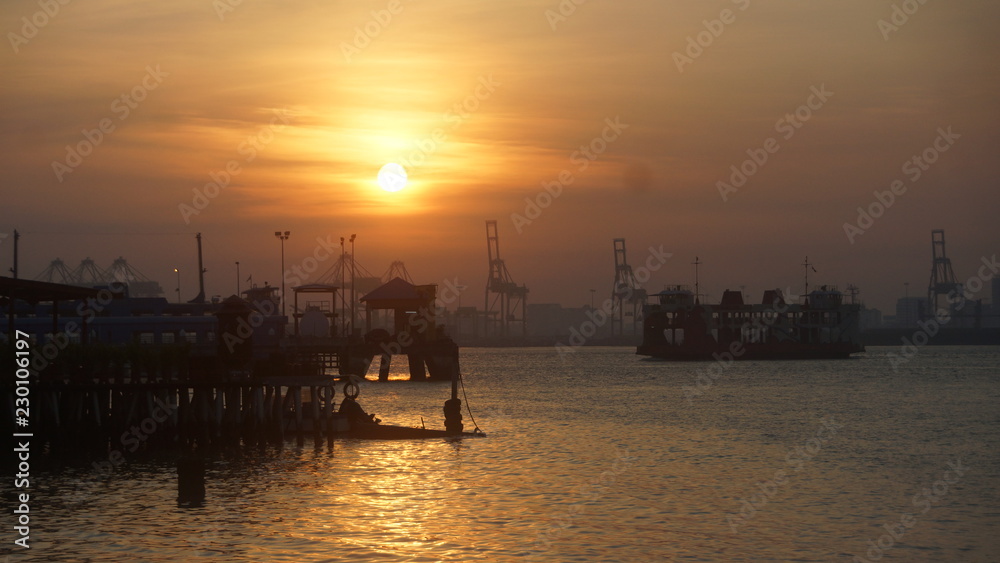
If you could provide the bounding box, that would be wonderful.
[338,397,380,425]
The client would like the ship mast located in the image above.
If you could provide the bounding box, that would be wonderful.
[692,256,701,304]
[188,232,206,304]
[846,283,859,304]
[9,229,19,279]
[802,256,816,298]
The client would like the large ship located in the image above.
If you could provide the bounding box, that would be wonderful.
[637,285,864,360]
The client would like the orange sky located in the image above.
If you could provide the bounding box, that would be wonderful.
[2,0,998,312]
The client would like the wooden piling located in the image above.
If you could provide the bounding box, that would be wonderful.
[408,354,426,381]
[177,456,206,506]
[378,353,391,381]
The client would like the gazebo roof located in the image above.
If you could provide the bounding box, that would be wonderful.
[361,277,422,302]
[361,277,437,311]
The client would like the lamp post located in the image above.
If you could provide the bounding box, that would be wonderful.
[174,268,180,303]
[339,237,346,335]
[589,289,595,309]
[274,231,290,317]
[236,261,240,296]
[350,234,356,336]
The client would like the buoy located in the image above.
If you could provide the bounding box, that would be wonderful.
[443,398,463,433]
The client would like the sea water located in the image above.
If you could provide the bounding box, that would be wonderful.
[3,345,999,562]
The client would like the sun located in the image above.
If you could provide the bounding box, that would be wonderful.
[377,162,408,192]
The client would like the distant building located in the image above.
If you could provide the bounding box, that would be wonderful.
[526,303,565,337]
[526,303,610,339]
[895,297,926,328]
[987,301,1000,329]
[859,307,883,330]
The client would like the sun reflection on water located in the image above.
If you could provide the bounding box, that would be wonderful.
[11,347,1000,561]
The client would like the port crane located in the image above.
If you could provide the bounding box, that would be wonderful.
[611,238,646,336]
[484,220,527,337]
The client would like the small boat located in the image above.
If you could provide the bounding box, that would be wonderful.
[282,380,486,439]
[350,421,485,439]
[281,409,486,438]
[338,394,484,439]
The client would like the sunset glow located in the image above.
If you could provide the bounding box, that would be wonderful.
[377,163,408,193]
[2,2,999,562]
[1,0,997,312]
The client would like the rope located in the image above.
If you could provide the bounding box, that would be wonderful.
[458,370,484,435]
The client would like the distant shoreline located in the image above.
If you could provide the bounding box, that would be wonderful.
[452,329,1000,348]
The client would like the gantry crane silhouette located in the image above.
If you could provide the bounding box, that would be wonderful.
[484,220,528,337]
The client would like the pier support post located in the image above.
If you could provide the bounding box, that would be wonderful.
[378,354,390,381]
[177,456,206,506]
[271,385,285,441]
[323,385,335,434]
[292,386,303,433]
[310,386,320,435]
[408,354,426,382]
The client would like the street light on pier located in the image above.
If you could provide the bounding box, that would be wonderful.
[274,231,290,317]
[350,234,356,336]
[174,268,180,303]
[340,236,346,335]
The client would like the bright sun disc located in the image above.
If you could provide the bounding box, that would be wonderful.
[377,162,408,192]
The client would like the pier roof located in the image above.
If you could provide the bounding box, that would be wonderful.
[0,276,100,304]
[292,283,340,292]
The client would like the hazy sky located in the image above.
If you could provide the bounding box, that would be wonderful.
[2,0,998,313]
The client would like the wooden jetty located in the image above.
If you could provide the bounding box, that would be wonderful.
[2,275,468,450]
[3,369,353,448]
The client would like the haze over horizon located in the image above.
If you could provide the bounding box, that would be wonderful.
[3,0,998,314]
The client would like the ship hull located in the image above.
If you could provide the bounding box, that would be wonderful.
[637,341,862,360]
[638,286,865,361]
